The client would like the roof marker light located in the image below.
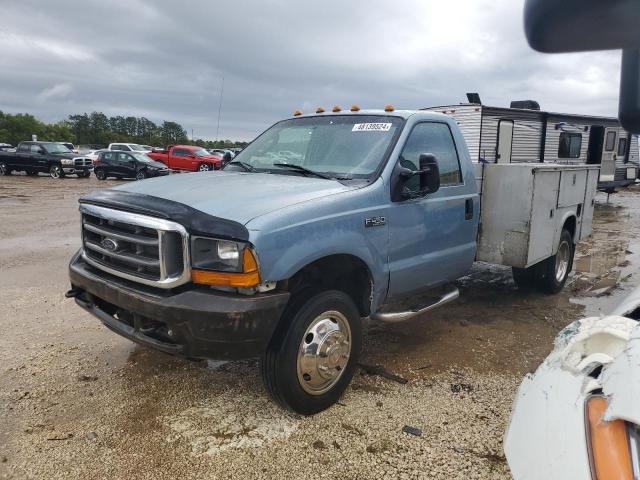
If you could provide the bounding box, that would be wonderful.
[316,107,325,114]
[351,105,360,112]
[293,110,302,116]
[384,104,394,112]
[332,105,342,112]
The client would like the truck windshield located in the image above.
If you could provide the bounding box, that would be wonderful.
[230,115,403,179]
[44,143,72,154]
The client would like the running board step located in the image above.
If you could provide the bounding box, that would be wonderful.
[371,285,459,323]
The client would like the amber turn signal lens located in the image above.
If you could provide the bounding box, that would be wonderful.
[332,105,341,112]
[192,249,261,288]
[293,110,302,116]
[350,105,360,112]
[586,396,634,480]
[384,104,394,112]
[316,107,325,114]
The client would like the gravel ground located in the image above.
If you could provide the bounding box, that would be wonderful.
[1,174,639,479]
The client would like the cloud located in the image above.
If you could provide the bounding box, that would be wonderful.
[0,0,622,141]
[37,83,73,102]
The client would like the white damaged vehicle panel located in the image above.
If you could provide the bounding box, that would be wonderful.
[505,315,640,479]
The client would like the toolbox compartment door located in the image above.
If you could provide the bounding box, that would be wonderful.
[579,168,599,239]
[557,169,588,208]
[527,170,561,265]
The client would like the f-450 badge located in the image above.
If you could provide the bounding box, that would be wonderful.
[365,216,386,228]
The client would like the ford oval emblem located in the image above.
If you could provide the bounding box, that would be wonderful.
[101,238,119,252]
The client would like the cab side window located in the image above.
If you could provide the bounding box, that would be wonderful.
[399,122,462,193]
[117,153,132,163]
[30,144,44,154]
[173,149,189,156]
[18,143,30,153]
[102,152,114,162]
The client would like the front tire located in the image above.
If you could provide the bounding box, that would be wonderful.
[537,229,575,294]
[261,290,362,415]
[0,163,10,176]
[50,165,64,179]
[136,170,147,180]
[198,163,212,172]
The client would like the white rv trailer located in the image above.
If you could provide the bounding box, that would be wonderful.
[423,102,639,191]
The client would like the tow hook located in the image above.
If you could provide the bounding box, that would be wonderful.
[65,288,81,299]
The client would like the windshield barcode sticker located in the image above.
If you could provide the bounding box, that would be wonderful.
[352,123,392,132]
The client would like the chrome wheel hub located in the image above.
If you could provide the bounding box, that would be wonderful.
[555,240,570,282]
[199,164,210,171]
[297,311,351,395]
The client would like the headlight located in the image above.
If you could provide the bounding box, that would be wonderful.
[190,236,261,288]
[586,395,640,479]
[61,158,74,165]
[191,237,242,272]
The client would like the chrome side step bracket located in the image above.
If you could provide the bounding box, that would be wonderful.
[371,285,460,323]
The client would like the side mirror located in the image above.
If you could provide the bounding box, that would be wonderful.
[524,0,640,53]
[523,0,640,132]
[418,153,440,194]
[392,153,441,201]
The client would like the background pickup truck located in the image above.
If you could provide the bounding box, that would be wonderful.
[0,141,92,178]
[147,145,223,172]
[67,108,597,415]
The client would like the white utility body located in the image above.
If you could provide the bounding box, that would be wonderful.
[476,163,600,268]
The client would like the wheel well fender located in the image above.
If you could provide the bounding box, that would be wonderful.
[284,254,374,317]
[552,213,577,255]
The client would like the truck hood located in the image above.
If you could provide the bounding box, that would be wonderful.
[111,171,353,225]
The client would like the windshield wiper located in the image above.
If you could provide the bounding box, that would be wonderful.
[226,161,257,172]
[273,162,333,180]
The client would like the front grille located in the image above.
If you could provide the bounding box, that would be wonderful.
[74,157,92,167]
[80,204,190,289]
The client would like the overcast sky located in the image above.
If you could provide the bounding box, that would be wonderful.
[0,0,621,141]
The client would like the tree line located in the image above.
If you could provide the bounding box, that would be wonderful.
[0,111,249,149]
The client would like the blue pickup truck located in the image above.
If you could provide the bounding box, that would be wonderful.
[67,108,594,414]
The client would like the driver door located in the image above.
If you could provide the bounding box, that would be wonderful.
[387,121,478,301]
[116,152,135,177]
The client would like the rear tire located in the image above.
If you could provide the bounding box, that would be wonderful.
[0,163,10,175]
[261,290,362,415]
[95,168,107,181]
[50,165,64,179]
[537,229,575,294]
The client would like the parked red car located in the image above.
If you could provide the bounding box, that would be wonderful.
[147,145,222,172]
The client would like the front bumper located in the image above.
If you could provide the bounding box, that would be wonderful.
[148,169,170,177]
[63,166,93,174]
[68,252,290,360]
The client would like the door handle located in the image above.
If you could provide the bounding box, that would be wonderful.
[465,198,473,220]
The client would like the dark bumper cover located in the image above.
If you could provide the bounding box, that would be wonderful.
[68,252,289,360]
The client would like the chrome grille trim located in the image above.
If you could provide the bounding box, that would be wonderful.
[83,222,159,246]
[80,204,190,289]
[74,157,92,167]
